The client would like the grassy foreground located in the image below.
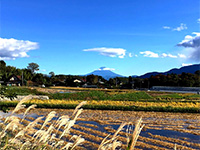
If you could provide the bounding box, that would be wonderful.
[0,96,144,150]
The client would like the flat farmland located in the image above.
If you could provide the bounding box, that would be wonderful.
[24,108,200,150]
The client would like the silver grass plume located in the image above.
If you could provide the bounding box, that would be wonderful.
[71,101,87,118]
[61,142,73,150]
[70,135,85,150]
[112,140,122,150]
[98,122,126,150]
[129,117,144,150]
[21,104,37,122]
[25,116,44,130]
[60,120,75,139]
[4,117,20,132]
[55,115,69,133]
[4,116,19,124]
[41,111,56,129]
[20,141,31,150]
[55,140,65,148]
[12,95,32,114]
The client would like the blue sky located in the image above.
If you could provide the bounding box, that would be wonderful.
[1,0,200,76]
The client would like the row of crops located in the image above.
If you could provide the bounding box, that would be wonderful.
[2,87,200,113]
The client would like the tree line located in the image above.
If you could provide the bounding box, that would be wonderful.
[0,60,199,88]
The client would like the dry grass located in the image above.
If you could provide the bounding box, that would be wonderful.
[0,95,87,150]
[0,95,145,150]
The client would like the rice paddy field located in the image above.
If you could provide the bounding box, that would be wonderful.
[0,87,200,149]
[3,107,200,150]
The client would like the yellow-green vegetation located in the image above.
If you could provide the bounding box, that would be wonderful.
[26,99,200,108]
[26,99,200,113]
[2,87,200,113]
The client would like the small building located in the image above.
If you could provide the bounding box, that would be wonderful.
[7,75,22,86]
[151,86,200,93]
[82,83,98,88]
[73,79,82,83]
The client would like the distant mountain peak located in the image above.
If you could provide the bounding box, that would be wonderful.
[86,67,123,80]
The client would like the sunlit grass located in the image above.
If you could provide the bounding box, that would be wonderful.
[0,95,145,150]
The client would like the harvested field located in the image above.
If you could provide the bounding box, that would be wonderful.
[23,108,200,150]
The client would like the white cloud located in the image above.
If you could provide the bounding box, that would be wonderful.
[83,47,126,58]
[168,54,177,58]
[163,26,171,29]
[161,53,177,58]
[163,23,187,32]
[140,51,185,59]
[98,67,115,71]
[41,69,47,72]
[128,53,138,58]
[173,23,187,31]
[140,51,159,58]
[161,53,168,57]
[181,63,192,67]
[0,37,39,60]
[177,32,200,62]
[178,53,186,58]
[129,53,133,57]
[197,18,200,24]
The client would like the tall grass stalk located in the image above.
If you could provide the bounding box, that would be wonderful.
[128,117,144,150]
[0,95,87,150]
[0,95,144,150]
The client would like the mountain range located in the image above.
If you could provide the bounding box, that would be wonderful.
[86,67,124,80]
[86,64,200,80]
[139,64,200,78]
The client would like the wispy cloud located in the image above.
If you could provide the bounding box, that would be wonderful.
[181,63,192,67]
[0,37,39,60]
[97,67,115,71]
[128,53,138,58]
[173,23,187,31]
[129,53,133,58]
[83,47,126,58]
[161,53,177,58]
[41,69,47,72]
[178,53,186,58]
[163,26,171,29]
[197,18,200,24]
[177,32,200,62]
[163,23,187,32]
[140,51,159,58]
[140,51,186,59]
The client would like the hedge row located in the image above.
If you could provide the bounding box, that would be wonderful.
[0,102,199,113]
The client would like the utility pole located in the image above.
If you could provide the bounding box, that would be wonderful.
[22,71,24,86]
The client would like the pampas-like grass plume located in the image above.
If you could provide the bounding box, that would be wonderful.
[72,101,87,118]
[12,95,32,114]
[0,95,89,150]
[41,111,56,129]
[128,117,145,150]
[0,96,146,150]
[98,122,127,150]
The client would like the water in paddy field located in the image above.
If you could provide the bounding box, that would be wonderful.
[1,109,200,149]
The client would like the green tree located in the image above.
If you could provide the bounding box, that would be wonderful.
[86,74,98,84]
[33,73,45,85]
[0,60,6,81]
[27,62,39,74]
[49,71,55,77]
